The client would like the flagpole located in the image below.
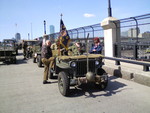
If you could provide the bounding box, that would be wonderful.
[58,14,63,56]
[61,13,63,20]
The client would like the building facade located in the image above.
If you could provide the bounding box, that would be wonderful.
[15,33,21,42]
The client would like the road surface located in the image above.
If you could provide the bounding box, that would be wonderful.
[0,51,150,113]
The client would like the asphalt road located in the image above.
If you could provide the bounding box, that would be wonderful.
[0,51,150,113]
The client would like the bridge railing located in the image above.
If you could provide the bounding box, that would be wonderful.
[49,23,104,42]
[38,13,150,61]
[114,13,150,60]
[105,56,150,71]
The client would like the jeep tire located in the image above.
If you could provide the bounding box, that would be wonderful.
[33,57,36,63]
[37,55,42,67]
[49,68,54,79]
[58,71,70,96]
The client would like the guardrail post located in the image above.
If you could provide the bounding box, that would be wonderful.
[143,66,149,71]
[114,43,118,57]
[115,60,120,65]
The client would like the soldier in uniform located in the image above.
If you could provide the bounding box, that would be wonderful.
[41,40,53,84]
[69,41,85,56]
[22,40,28,59]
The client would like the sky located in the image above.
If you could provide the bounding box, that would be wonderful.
[0,0,150,41]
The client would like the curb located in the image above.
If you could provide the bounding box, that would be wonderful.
[103,60,150,87]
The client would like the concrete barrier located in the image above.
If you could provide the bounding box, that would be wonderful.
[103,59,150,87]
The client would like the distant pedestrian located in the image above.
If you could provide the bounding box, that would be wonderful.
[90,37,102,54]
[22,40,28,59]
[41,40,53,84]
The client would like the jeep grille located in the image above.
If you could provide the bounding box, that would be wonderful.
[76,59,96,76]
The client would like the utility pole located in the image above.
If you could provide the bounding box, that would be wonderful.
[31,23,33,40]
[28,33,30,40]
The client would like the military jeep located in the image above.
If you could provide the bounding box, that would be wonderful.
[32,40,42,65]
[49,54,108,96]
[23,40,41,61]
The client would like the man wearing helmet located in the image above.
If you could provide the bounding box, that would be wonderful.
[90,37,102,54]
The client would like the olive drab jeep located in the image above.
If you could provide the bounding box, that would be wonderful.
[32,40,42,66]
[23,40,39,59]
[49,53,108,96]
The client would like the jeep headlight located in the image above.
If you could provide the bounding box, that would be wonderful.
[70,61,76,68]
[95,60,100,66]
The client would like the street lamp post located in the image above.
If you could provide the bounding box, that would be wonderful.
[130,17,139,60]
[44,20,46,34]
[108,0,112,17]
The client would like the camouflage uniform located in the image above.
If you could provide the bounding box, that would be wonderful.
[69,42,85,56]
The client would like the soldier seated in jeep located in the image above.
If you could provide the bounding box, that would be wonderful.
[68,41,85,56]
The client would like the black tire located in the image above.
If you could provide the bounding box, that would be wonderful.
[37,56,42,67]
[49,68,54,79]
[13,59,17,64]
[96,69,108,90]
[16,50,18,55]
[27,53,29,58]
[58,71,70,96]
[96,75,108,90]
[10,58,16,64]
[33,58,36,63]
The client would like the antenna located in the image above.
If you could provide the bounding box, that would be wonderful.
[86,33,90,72]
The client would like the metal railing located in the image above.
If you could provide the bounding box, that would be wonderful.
[105,56,150,71]
[113,13,150,60]
[49,23,103,39]
[37,13,150,72]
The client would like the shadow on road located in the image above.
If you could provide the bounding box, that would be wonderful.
[16,58,28,64]
[68,76,127,98]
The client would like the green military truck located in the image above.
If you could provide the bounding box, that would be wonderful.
[0,39,17,64]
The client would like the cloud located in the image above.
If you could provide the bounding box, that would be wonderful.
[83,13,95,18]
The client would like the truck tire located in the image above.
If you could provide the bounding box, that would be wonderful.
[58,71,70,96]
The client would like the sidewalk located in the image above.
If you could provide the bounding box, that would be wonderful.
[103,59,150,87]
